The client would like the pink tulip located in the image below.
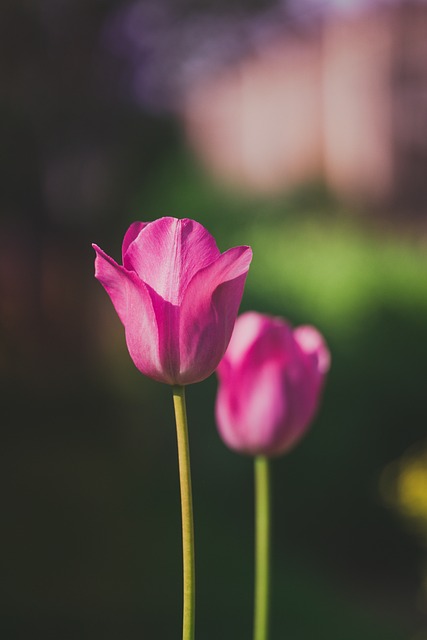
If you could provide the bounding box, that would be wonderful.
[93,217,252,385]
[215,312,330,456]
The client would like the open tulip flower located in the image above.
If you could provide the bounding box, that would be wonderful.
[93,216,252,385]
[93,217,252,640]
[215,311,330,640]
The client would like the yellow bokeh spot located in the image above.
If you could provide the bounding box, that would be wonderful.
[380,447,427,537]
[397,459,427,522]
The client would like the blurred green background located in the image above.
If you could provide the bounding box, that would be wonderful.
[2,1,427,639]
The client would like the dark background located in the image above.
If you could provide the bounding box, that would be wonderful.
[2,1,427,638]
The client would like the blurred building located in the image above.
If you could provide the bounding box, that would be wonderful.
[182,1,427,209]
[183,32,323,194]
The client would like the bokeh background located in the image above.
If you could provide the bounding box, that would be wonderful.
[2,0,427,638]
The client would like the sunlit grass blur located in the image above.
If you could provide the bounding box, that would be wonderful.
[243,217,427,331]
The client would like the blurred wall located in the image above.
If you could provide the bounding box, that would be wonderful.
[182,2,427,211]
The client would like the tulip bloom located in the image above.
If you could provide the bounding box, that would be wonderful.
[93,216,251,640]
[93,217,252,385]
[216,311,330,457]
[216,312,330,640]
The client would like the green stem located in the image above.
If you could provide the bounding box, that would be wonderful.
[172,385,195,640]
[254,455,271,640]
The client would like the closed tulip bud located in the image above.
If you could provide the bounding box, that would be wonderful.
[215,311,330,456]
[93,217,252,385]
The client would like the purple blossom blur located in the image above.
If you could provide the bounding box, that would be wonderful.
[100,0,421,112]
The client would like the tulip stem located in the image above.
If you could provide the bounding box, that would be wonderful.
[254,455,271,640]
[172,385,196,640]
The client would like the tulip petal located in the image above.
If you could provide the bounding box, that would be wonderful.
[93,244,164,381]
[122,221,148,263]
[217,311,271,371]
[216,355,289,456]
[217,321,292,455]
[218,312,290,373]
[177,245,252,384]
[294,325,331,375]
[244,324,320,454]
[124,217,221,304]
[142,286,180,385]
[93,244,130,324]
